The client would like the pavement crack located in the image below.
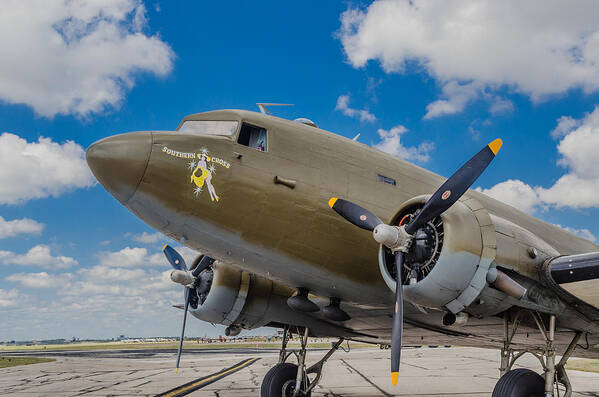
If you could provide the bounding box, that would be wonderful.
[340,358,393,397]
[248,368,260,386]
[401,361,429,371]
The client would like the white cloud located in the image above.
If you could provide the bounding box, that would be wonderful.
[0,246,216,340]
[424,82,515,119]
[554,111,599,180]
[78,265,146,282]
[0,245,77,269]
[126,231,165,244]
[536,106,599,208]
[479,106,599,210]
[339,1,599,116]
[0,288,20,308]
[424,81,481,119]
[59,268,172,297]
[0,133,95,204]
[141,269,175,292]
[475,179,542,213]
[554,225,596,242]
[0,216,44,239]
[98,245,199,269]
[489,97,515,116]
[3,265,170,300]
[467,125,480,141]
[374,125,434,162]
[58,281,131,297]
[98,246,164,267]
[5,272,73,288]
[551,116,580,138]
[335,95,376,122]
[0,0,174,117]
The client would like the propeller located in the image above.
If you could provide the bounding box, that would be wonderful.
[390,251,404,386]
[163,245,190,372]
[328,138,502,386]
[164,245,187,271]
[405,138,503,235]
[176,287,190,372]
[328,197,382,231]
[163,245,214,372]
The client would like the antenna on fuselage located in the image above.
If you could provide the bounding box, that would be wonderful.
[256,103,294,115]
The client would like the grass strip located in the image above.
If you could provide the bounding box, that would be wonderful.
[0,341,373,352]
[565,358,599,373]
[0,356,55,368]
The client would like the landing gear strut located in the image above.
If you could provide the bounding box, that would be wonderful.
[261,326,344,397]
[493,310,582,397]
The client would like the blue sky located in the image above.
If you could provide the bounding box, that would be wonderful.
[2,1,599,340]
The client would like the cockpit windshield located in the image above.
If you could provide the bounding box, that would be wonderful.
[178,120,238,136]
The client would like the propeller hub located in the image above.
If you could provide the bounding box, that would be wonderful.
[373,224,399,247]
[170,270,195,286]
[373,224,413,252]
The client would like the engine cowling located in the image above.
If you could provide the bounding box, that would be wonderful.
[189,263,281,328]
[378,195,558,314]
[189,262,354,336]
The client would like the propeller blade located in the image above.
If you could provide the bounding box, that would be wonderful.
[191,255,215,277]
[390,251,404,386]
[163,245,187,271]
[406,139,502,234]
[328,197,383,231]
[175,287,190,372]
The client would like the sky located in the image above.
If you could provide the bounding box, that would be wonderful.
[3,0,599,341]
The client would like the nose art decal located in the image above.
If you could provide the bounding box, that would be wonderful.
[162,146,231,203]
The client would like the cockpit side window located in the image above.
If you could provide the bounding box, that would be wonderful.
[178,120,238,136]
[237,123,267,152]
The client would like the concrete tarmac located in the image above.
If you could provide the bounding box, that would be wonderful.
[1,346,598,396]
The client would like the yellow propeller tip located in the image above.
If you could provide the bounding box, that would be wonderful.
[391,372,399,386]
[175,368,179,374]
[328,197,338,208]
[488,138,503,155]
[163,244,168,251]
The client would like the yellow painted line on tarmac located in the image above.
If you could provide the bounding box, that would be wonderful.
[156,357,260,397]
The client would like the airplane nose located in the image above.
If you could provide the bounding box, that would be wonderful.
[86,132,152,203]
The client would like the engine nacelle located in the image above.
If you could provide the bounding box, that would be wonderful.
[189,263,282,329]
[189,262,350,336]
[378,195,558,314]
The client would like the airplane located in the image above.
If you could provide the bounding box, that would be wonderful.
[86,106,599,397]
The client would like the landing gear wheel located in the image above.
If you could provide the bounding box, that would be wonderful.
[492,369,545,397]
[261,363,311,397]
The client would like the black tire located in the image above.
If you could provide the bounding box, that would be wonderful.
[492,368,545,397]
[261,363,311,397]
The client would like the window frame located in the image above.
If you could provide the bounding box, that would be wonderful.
[177,120,240,137]
[236,122,269,153]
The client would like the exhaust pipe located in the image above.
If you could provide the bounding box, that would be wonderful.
[486,268,527,300]
[225,325,241,337]
[443,312,469,326]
